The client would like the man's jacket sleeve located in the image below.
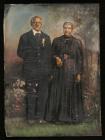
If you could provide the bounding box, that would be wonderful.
[17,35,24,58]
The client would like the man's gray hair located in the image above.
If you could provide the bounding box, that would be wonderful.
[63,22,73,29]
[30,16,42,26]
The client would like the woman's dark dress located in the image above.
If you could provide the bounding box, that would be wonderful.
[44,35,84,123]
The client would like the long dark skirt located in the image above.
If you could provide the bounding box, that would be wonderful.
[44,67,84,123]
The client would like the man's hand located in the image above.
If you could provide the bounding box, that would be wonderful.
[55,56,63,67]
[76,74,81,82]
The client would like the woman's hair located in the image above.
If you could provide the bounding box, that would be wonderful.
[63,22,73,29]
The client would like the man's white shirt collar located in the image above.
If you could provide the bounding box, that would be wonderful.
[32,29,41,36]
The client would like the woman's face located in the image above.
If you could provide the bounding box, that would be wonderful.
[63,24,73,36]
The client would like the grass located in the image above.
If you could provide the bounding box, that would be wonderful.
[5,117,102,137]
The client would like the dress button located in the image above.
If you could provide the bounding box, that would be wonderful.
[38,53,40,56]
[38,60,40,62]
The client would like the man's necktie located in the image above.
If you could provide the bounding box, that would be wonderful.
[35,33,41,40]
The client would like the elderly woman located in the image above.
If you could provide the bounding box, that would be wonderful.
[44,22,84,123]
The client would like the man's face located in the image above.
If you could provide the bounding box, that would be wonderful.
[32,17,42,31]
[63,24,73,36]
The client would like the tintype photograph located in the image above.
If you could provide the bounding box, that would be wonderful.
[4,3,101,136]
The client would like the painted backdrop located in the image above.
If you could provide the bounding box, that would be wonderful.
[4,4,100,124]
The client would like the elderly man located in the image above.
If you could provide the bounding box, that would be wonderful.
[17,16,51,123]
[44,22,84,123]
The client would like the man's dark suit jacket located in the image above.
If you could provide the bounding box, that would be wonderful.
[17,30,51,80]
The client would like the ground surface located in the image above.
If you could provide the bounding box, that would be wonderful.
[5,118,102,137]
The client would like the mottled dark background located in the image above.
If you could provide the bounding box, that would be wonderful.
[4,4,100,121]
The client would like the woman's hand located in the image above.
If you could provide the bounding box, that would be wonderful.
[55,56,63,67]
[50,75,53,80]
